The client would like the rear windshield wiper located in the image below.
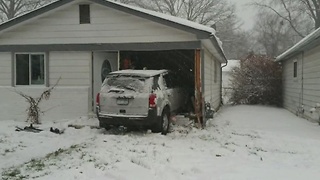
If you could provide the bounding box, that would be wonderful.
[117,85,136,92]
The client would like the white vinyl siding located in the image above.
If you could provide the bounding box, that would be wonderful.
[0,3,196,45]
[282,54,303,115]
[49,52,91,86]
[0,51,92,121]
[0,86,90,121]
[0,52,11,86]
[282,45,320,121]
[203,48,221,110]
[301,46,320,120]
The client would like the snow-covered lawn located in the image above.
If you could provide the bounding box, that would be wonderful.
[1,105,320,180]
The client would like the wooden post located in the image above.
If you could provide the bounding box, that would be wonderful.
[194,49,202,128]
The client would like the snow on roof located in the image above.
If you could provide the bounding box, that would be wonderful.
[276,27,320,61]
[110,69,168,77]
[0,0,225,62]
[110,0,216,35]
[223,60,240,72]
[0,0,60,27]
[107,0,226,63]
[0,0,215,36]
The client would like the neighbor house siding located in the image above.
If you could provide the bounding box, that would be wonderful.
[203,48,221,110]
[282,53,303,115]
[0,52,11,86]
[282,45,320,120]
[301,46,320,120]
[0,3,197,45]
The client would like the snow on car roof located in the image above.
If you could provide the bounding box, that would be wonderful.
[109,69,168,77]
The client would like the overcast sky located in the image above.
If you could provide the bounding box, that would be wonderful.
[228,0,257,30]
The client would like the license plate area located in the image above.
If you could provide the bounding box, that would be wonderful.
[117,98,129,105]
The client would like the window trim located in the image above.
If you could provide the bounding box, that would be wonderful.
[14,52,46,86]
[79,4,91,24]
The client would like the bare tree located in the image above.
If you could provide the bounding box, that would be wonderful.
[215,15,252,59]
[0,0,53,21]
[251,10,299,57]
[251,0,318,38]
[118,0,235,26]
[114,0,250,59]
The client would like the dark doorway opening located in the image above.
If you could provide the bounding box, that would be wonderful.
[120,50,195,114]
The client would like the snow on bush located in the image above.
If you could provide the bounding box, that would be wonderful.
[229,54,282,106]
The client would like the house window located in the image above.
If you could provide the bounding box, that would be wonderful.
[79,4,90,24]
[293,61,297,78]
[16,54,45,85]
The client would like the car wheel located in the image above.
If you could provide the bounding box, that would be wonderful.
[152,109,170,135]
[161,109,170,135]
[99,121,112,131]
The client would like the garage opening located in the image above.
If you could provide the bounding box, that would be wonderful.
[119,50,195,114]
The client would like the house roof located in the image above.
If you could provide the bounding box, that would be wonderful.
[0,0,226,62]
[276,27,320,61]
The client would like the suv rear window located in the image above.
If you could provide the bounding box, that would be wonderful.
[103,75,151,93]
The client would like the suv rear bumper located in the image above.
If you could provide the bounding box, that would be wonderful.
[96,106,159,127]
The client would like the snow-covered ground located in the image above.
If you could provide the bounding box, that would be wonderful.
[1,105,320,180]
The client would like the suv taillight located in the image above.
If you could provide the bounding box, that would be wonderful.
[149,94,157,108]
[96,93,100,106]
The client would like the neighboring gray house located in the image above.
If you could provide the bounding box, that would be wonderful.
[0,0,227,121]
[276,28,320,122]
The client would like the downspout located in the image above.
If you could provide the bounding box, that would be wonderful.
[221,61,228,105]
[301,51,304,114]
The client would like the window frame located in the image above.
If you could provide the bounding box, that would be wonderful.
[15,53,46,86]
[79,4,91,24]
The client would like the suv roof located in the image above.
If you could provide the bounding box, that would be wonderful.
[109,70,168,77]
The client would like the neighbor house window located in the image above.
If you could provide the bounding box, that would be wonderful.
[293,61,297,78]
[16,54,45,85]
[79,4,90,24]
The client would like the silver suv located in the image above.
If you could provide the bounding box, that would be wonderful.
[96,69,186,135]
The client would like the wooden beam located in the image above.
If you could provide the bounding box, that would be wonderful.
[194,49,202,128]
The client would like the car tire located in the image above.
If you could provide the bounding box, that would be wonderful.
[152,108,170,135]
[99,121,112,131]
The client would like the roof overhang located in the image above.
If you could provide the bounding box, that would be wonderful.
[0,0,226,61]
[201,38,227,64]
[0,0,75,35]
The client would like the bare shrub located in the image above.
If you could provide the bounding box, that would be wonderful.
[14,78,61,124]
[229,54,282,106]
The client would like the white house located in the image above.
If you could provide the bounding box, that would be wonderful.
[222,60,239,104]
[276,28,320,122]
[0,0,227,122]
